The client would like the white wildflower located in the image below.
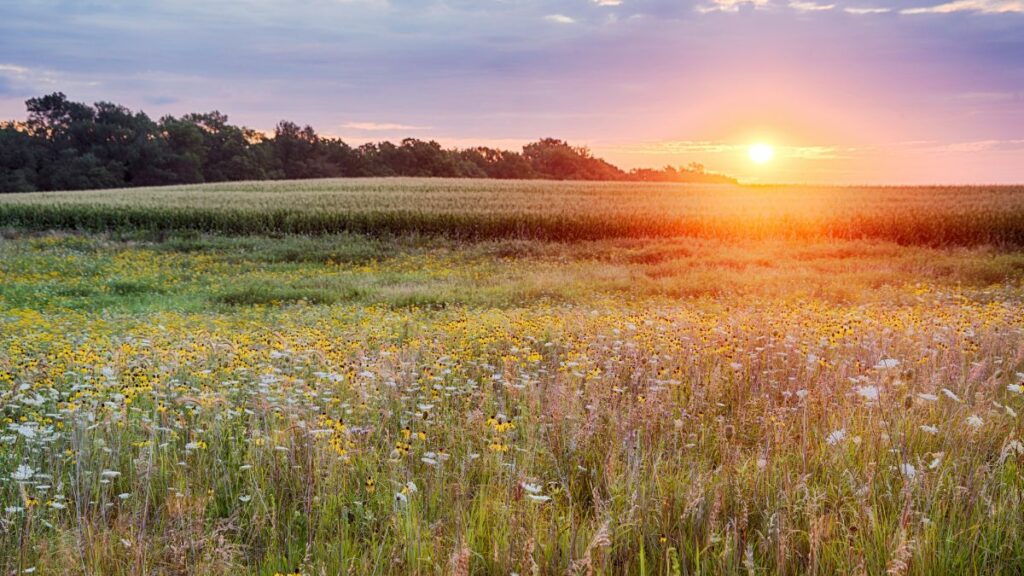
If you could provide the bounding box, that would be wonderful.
[826,429,846,446]
[966,415,984,429]
[856,386,880,402]
[11,464,35,482]
[874,358,900,370]
[941,388,961,402]
[900,463,917,479]
[522,483,543,495]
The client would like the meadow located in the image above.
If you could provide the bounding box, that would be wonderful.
[1,180,1024,575]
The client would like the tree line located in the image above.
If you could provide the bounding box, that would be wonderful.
[0,93,735,193]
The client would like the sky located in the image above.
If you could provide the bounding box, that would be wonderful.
[2,0,1023,184]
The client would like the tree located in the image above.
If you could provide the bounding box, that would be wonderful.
[522,138,624,180]
[0,93,735,192]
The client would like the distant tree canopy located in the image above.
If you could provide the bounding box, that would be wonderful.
[0,93,736,192]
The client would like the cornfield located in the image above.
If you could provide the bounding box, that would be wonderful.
[2,178,1024,245]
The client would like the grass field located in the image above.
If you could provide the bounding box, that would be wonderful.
[3,178,1024,245]
[2,180,1024,575]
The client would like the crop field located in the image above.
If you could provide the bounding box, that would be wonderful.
[2,181,1024,575]
[3,179,1024,245]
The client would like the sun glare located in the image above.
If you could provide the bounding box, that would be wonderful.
[748,143,774,165]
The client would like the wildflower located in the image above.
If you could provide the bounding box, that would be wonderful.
[919,424,939,435]
[1007,384,1022,394]
[522,483,542,495]
[856,386,880,402]
[487,440,510,453]
[12,464,34,482]
[899,463,917,479]
[941,389,961,403]
[874,359,900,370]
[365,477,376,494]
[966,415,984,430]
[826,429,846,446]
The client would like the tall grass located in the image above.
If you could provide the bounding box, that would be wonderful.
[1,233,1023,574]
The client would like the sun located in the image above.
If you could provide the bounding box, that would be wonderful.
[748,143,774,165]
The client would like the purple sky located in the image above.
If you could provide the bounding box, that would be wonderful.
[2,0,1023,183]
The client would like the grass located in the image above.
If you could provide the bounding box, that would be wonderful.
[1,179,1024,574]
[2,178,1024,245]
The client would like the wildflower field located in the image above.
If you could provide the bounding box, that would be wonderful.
[2,181,1024,575]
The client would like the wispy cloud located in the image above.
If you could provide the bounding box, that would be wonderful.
[611,140,851,160]
[901,0,1024,14]
[341,121,430,131]
[543,14,577,24]
[0,64,31,75]
[0,63,100,94]
[936,139,1024,152]
[789,1,835,12]
[844,6,891,14]
[696,0,771,14]
[592,0,623,6]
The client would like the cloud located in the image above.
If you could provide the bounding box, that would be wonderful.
[341,121,430,131]
[696,0,771,14]
[592,0,623,5]
[0,64,31,75]
[937,139,1024,152]
[901,0,1024,14]
[543,14,577,24]
[844,6,892,14]
[789,1,835,11]
[0,63,100,95]
[611,140,850,160]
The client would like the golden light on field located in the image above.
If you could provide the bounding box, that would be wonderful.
[748,143,774,165]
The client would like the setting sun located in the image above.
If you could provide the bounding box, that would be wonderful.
[748,143,774,165]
